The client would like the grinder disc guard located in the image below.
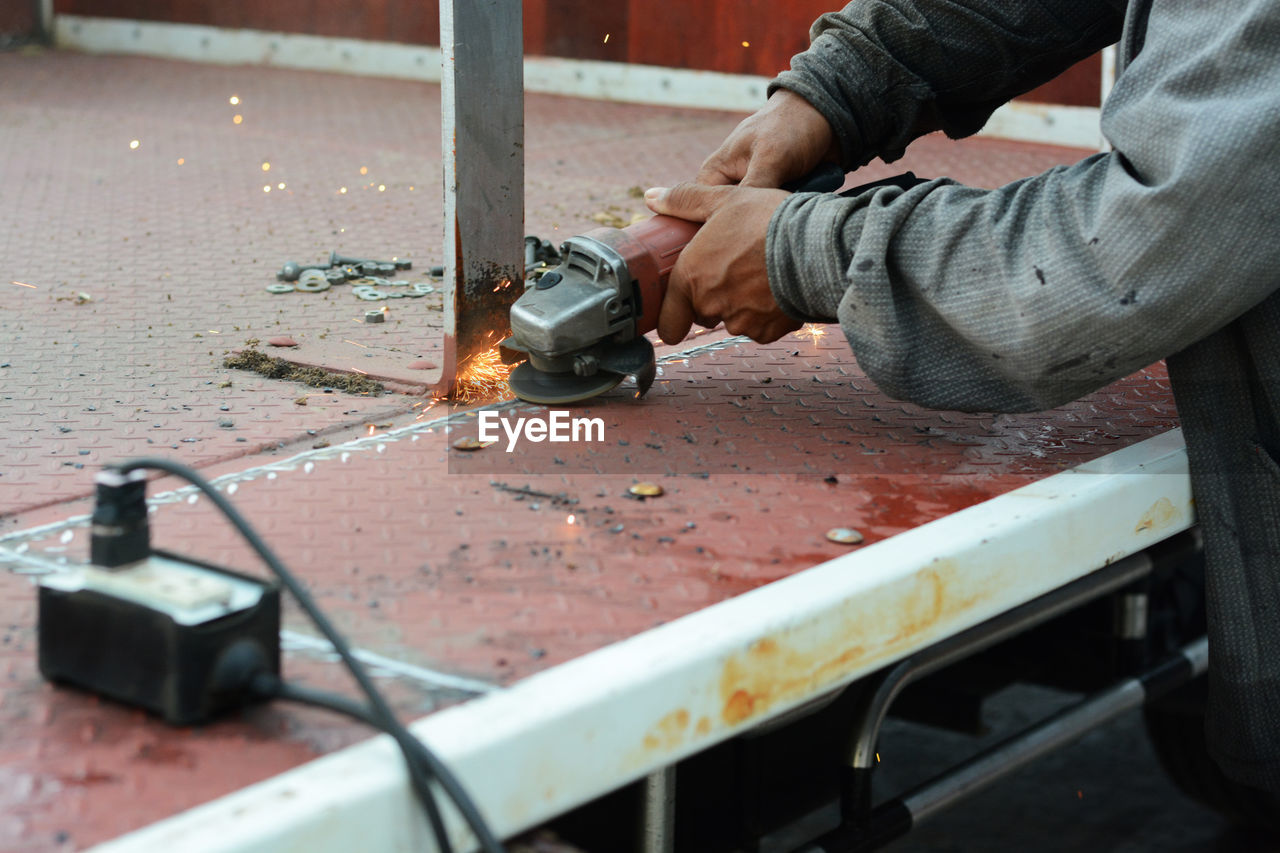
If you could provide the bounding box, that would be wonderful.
[508,363,623,405]
[506,336,658,404]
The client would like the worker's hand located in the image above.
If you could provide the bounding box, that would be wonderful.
[644,182,802,345]
[697,89,841,188]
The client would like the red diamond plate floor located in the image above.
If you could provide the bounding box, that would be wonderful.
[0,49,1170,852]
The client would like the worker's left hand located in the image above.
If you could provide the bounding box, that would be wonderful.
[644,182,802,345]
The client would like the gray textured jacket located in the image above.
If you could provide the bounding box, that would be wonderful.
[767,0,1280,795]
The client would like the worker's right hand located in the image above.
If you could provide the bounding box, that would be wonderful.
[697,89,841,188]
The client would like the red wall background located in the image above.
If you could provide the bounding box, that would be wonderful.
[53,0,1100,106]
[1,1,39,39]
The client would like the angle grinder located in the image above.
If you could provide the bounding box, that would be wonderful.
[501,164,847,405]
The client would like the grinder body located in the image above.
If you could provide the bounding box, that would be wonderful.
[502,215,699,403]
[501,163,853,404]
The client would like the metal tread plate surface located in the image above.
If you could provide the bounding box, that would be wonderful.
[2,334,1184,852]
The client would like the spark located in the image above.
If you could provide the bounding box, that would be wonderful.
[741,40,750,47]
[278,182,286,190]
[261,162,271,172]
[233,114,243,125]
[368,424,376,436]
[794,322,827,344]
[452,345,513,403]
[339,186,348,194]
[207,329,221,334]
[567,514,577,525]
[229,95,240,105]
[603,33,610,43]
[491,278,513,292]
[12,281,36,289]
[129,139,140,149]
[177,158,185,165]
[378,184,386,192]
[360,166,368,175]
[409,186,415,191]
[263,185,271,193]
[350,367,369,376]
[343,339,369,348]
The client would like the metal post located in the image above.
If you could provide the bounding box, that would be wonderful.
[438,0,524,397]
[34,0,53,43]
[639,766,677,853]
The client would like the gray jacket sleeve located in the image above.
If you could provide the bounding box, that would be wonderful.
[772,0,1124,167]
[767,0,1280,413]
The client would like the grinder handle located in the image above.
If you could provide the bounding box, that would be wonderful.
[613,214,701,336]
[617,162,847,335]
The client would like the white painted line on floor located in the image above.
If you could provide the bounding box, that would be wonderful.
[281,630,498,695]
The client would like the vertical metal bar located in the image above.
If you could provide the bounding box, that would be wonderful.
[37,0,54,42]
[438,0,524,397]
[639,766,676,853]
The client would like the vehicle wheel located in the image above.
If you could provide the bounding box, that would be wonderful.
[1144,689,1280,832]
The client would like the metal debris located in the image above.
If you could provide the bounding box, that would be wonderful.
[294,270,331,293]
[269,251,435,303]
[826,527,865,545]
[628,482,664,498]
[451,436,494,451]
[364,310,386,324]
[490,481,577,505]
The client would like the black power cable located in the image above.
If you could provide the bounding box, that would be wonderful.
[115,458,505,853]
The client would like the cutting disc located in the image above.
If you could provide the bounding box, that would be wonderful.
[508,363,622,404]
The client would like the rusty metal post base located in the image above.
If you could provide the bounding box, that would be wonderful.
[437,0,525,399]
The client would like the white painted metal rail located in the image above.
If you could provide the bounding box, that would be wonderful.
[53,16,1106,149]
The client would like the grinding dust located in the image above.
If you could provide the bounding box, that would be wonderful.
[223,349,384,395]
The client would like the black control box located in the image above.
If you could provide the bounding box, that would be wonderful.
[38,549,280,725]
